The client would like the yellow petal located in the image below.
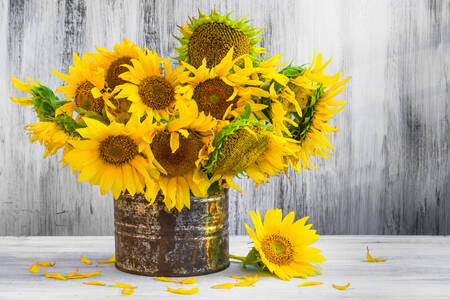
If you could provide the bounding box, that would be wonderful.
[298,281,323,287]
[122,288,134,295]
[176,278,198,285]
[80,256,92,265]
[155,277,178,283]
[366,247,387,262]
[332,283,350,290]
[44,268,66,280]
[29,263,40,273]
[211,282,235,289]
[170,132,180,153]
[234,276,258,287]
[96,254,115,264]
[112,280,138,289]
[166,286,198,295]
[65,271,102,279]
[82,281,106,286]
[229,275,248,280]
[37,262,56,267]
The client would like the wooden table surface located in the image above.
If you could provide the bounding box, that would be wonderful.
[0,236,449,299]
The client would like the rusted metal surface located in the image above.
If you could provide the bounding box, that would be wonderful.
[114,191,229,276]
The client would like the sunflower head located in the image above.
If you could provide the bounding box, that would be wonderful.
[175,8,263,68]
[243,209,325,281]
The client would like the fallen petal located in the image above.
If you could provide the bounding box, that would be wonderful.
[112,280,138,289]
[332,283,350,290]
[29,263,39,273]
[96,254,115,264]
[37,262,56,267]
[166,286,198,295]
[234,276,258,287]
[298,281,323,287]
[229,275,248,280]
[211,283,235,289]
[82,281,106,286]
[176,278,199,285]
[122,288,134,295]
[366,247,387,262]
[81,256,93,265]
[66,271,102,279]
[155,277,178,283]
[44,268,66,280]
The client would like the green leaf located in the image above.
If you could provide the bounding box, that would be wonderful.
[238,104,251,120]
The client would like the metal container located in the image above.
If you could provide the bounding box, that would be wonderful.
[114,191,229,276]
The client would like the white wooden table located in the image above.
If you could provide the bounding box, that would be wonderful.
[0,236,449,299]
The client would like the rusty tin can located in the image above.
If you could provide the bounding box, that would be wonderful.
[114,191,229,276]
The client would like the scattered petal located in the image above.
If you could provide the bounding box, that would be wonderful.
[29,263,40,273]
[44,268,66,280]
[37,262,56,267]
[176,278,199,285]
[96,254,115,264]
[229,275,248,280]
[366,247,387,262]
[298,281,324,287]
[82,281,106,286]
[122,288,134,295]
[81,256,93,265]
[211,282,235,289]
[234,276,258,287]
[112,280,138,289]
[332,283,350,290]
[155,277,178,283]
[166,286,198,295]
[64,269,102,279]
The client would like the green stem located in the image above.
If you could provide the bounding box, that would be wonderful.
[229,254,246,262]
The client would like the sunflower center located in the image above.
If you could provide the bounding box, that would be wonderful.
[99,135,138,165]
[106,56,133,90]
[151,132,203,176]
[74,81,104,114]
[138,76,175,111]
[189,22,251,68]
[261,234,294,265]
[193,78,235,119]
[214,126,269,175]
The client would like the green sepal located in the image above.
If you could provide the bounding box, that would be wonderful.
[29,84,66,121]
[207,181,221,195]
[242,247,267,271]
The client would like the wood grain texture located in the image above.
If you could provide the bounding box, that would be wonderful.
[0,236,449,299]
[1,0,450,235]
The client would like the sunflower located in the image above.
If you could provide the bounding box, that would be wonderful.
[243,209,325,281]
[115,50,185,121]
[205,117,299,193]
[178,48,269,122]
[10,77,39,106]
[174,8,263,68]
[144,101,217,211]
[63,117,156,199]
[90,38,144,91]
[282,53,351,171]
[52,52,106,117]
[25,122,75,158]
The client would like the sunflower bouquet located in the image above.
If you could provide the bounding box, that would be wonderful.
[10,9,350,213]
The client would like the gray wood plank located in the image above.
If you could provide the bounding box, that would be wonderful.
[0,236,449,299]
[1,0,449,235]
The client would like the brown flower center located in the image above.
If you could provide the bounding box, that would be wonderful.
[99,135,138,165]
[74,81,104,114]
[106,56,133,89]
[192,78,235,119]
[261,234,294,265]
[151,131,203,176]
[188,22,250,68]
[213,126,269,175]
[138,76,175,111]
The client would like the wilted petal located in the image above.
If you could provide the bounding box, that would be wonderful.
[211,283,235,289]
[366,247,387,262]
[80,256,93,265]
[44,268,66,280]
[166,286,198,295]
[112,280,138,289]
[96,254,115,264]
[297,281,323,287]
[332,283,350,290]
[176,278,198,284]
[229,275,248,280]
[122,288,134,295]
[155,277,177,283]
[29,263,39,273]
[37,262,56,267]
[234,276,258,287]
[82,281,106,286]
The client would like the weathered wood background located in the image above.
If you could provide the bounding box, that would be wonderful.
[1,0,449,236]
